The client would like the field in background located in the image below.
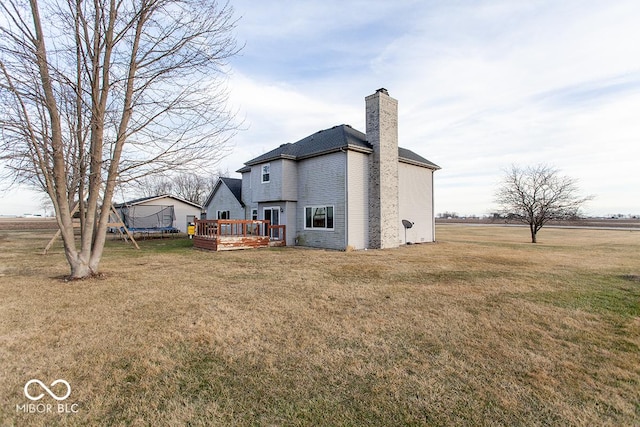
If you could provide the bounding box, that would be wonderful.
[1,225,638,425]
[436,217,640,229]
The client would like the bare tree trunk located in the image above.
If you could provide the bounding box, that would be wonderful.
[70,257,94,279]
[530,223,537,243]
[29,0,86,277]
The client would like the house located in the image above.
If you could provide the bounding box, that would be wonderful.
[113,194,202,233]
[203,177,244,220]
[204,89,440,250]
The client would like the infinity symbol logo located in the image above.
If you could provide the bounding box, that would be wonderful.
[24,379,71,401]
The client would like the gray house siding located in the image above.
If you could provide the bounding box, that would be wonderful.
[284,201,297,246]
[281,159,298,201]
[206,183,244,220]
[398,162,435,243]
[241,170,257,219]
[252,160,282,202]
[346,150,369,250]
[295,152,347,250]
[250,159,298,203]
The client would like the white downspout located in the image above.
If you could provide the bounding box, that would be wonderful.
[343,148,348,250]
[432,169,436,242]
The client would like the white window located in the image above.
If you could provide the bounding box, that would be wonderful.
[261,164,270,183]
[251,209,258,220]
[217,210,230,219]
[305,206,334,230]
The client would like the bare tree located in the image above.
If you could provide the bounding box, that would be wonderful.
[0,0,240,278]
[133,175,175,199]
[495,164,593,243]
[132,170,227,205]
[171,173,217,205]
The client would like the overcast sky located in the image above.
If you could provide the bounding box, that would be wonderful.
[2,0,639,216]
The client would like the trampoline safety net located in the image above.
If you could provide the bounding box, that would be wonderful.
[120,205,176,231]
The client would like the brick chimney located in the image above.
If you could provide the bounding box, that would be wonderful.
[366,88,399,249]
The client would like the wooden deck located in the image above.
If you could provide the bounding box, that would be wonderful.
[193,219,286,251]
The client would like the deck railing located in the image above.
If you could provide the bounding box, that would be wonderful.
[193,219,285,250]
[195,219,271,237]
[270,224,286,242]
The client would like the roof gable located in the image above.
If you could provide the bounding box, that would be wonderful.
[203,177,243,208]
[220,177,243,206]
[115,194,202,209]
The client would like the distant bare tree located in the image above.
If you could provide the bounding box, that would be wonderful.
[133,170,227,205]
[0,0,240,278]
[437,211,459,219]
[495,164,593,243]
[134,176,175,200]
[172,173,215,206]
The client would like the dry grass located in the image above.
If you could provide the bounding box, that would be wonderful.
[0,226,639,426]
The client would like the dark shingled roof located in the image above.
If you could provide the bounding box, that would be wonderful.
[204,177,243,208]
[398,147,440,169]
[242,124,439,170]
[220,177,243,205]
[245,125,371,166]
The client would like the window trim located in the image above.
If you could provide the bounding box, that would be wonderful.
[304,205,334,230]
[261,163,270,183]
[216,210,230,220]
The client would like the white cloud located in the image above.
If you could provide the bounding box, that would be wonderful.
[222,72,361,174]
[3,0,639,216]
[359,1,640,216]
[223,0,640,216]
